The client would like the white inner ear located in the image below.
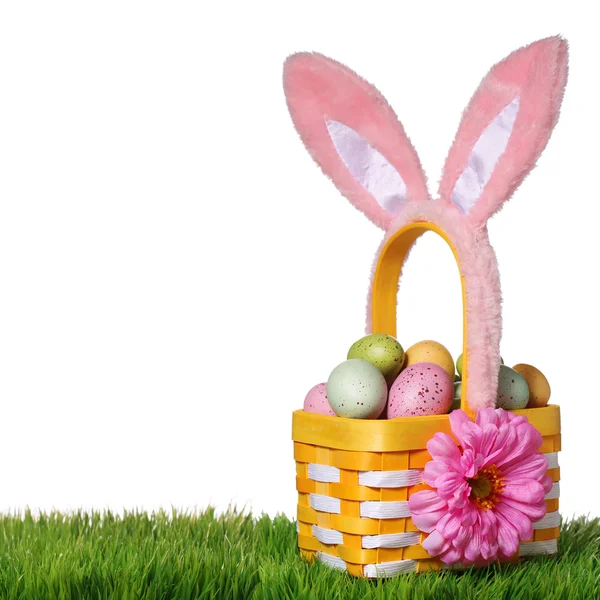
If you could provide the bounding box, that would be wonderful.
[326,120,407,214]
[451,97,520,214]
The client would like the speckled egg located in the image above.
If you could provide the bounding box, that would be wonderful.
[326,359,387,419]
[456,353,504,379]
[347,333,405,385]
[388,362,453,418]
[496,365,530,410]
[405,341,455,380]
[513,364,551,408]
[303,383,336,416]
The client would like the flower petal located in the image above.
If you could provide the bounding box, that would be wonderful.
[476,407,500,429]
[436,472,467,500]
[436,512,461,539]
[479,509,498,539]
[440,545,463,565]
[408,490,447,514]
[464,526,483,562]
[452,524,471,550]
[540,475,553,494]
[426,433,462,467]
[483,422,517,466]
[496,422,543,469]
[411,509,447,533]
[502,453,548,481]
[423,460,450,486]
[500,497,547,522]
[495,512,520,557]
[460,421,484,452]
[480,539,493,561]
[495,501,534,541]
[449,409,471,446]
[422,530,448,556]
[460,503,478,527]
[448,481,471,511]
[460,449,483,478]
[501,479,545,504]
[477,423,499,458]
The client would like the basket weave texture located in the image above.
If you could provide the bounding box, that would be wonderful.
[293,408,561,577]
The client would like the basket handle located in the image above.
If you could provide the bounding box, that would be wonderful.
[369,221,502,417]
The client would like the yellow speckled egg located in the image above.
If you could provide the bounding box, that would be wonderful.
[513,363,551,408]
[405,341,455,380]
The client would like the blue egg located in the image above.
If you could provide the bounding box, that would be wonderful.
[496,365,529,410]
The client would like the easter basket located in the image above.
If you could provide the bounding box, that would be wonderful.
[285,37,566,577]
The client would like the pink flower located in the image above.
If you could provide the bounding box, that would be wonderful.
[408,408,552,566]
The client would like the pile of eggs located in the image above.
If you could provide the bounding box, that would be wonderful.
[303,334,551,420]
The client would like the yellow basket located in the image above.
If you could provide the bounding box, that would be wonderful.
[292,223,561,578]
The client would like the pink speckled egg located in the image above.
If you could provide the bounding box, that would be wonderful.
[388,362,453,418]
[303,383,336,416]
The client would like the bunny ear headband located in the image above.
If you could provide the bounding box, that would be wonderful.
[283,37,568,413]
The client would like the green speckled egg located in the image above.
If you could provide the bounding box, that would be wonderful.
[347,334,404,385]
[327,359,387,419]
[496,365,529,410]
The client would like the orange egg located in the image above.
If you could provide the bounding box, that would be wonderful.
[512,363,551,408]
[405,341,455,380]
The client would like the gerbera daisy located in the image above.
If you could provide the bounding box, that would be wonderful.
[408,408,553,565]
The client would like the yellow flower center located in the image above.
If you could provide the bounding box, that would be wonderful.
[468,464,505,511]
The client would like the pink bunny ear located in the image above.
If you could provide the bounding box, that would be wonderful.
[283,52,430,230]
[439,36,568,226]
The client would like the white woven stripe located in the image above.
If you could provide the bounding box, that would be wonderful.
[317,551,347,571]
[364,559,418,578]
[309,494,341,514]
[312,525,343,545]
[545,482,560,500]
[360,501,411,519]
[358,469,422,488]
[545,452,559,469]
[533,511,560,530]
[362,531,421,549]
[307,464,340,483]
[519,539,558,556]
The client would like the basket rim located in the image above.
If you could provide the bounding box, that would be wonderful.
[292,405,560,452]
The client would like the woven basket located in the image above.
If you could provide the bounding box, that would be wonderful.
[293,410,560,577]
[292,223,561,578]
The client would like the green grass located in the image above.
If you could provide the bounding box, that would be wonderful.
[0,510,598,600]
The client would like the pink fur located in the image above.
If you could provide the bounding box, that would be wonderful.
[283,38,568,413]
[283,52,429,229]
[438,37,568,227]
[366,206,502,412]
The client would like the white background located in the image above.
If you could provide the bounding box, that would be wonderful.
[0,2,598,520]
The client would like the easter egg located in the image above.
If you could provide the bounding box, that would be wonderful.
[513,364,551,408]
[303,383,336,416]
[456,354,464,379]
[496,365,529,410]
[405,341,455,380]
[347,333,405,385]
[327,359,387,419]
[450,381,462,412]
[456,353,504,379]
[388,362,453,418]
